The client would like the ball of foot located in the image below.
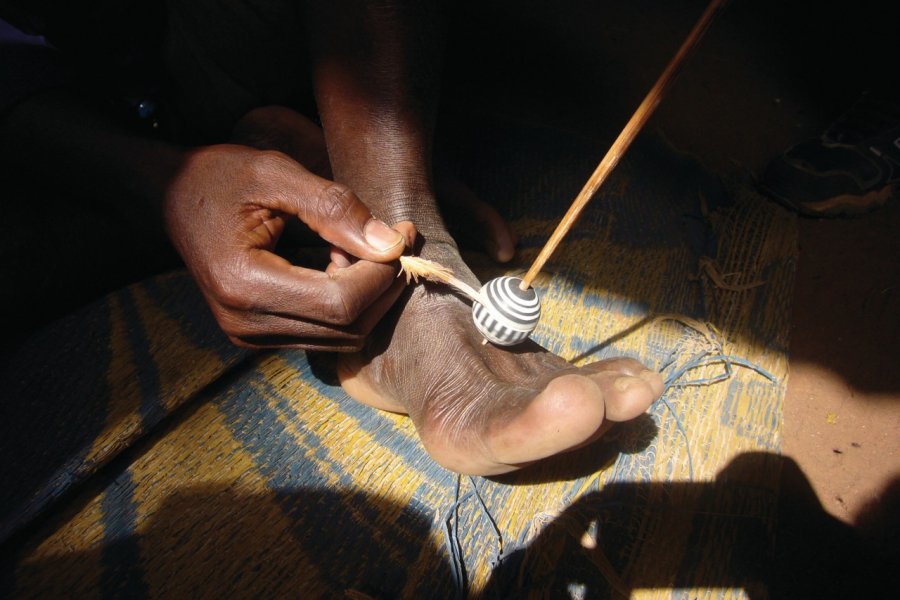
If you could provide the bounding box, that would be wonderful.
[472,276,541,345]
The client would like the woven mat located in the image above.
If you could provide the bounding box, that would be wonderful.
[0,122,796,599]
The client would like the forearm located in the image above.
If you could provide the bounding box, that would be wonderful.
[303,0,457,258]
[0,87,187,237]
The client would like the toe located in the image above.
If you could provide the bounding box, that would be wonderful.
[590,369,663,422]
[484,374,608,473]
[584,356,651,377]
[606,375,660,420]
[582,359,664,420]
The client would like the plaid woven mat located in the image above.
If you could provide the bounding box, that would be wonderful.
[0,122,796,599]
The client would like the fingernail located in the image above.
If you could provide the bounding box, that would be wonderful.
[364,219,404,251]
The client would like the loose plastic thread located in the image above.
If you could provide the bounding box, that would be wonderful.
[586,316,777,487]
[436,316,776,596]
[438,349,776,597]
[442,475,504,599]
[571,323,778,596]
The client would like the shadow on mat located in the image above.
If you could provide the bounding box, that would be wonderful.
[7,452,896,598]
[486,452,898,599]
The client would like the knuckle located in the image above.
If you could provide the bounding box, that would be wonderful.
[341,338,365,353]
[218,321,246,342]
[209,274,254,312]
[317,183,357,225]
[326,297,354,327]
[319,282,361,326]
[330,327,366,351]
[227,335,257,349]
[244,149,291,181]
[214,309,252,340]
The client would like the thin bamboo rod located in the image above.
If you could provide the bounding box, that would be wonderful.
[520,0,728,290]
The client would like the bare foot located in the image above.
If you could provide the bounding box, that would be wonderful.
[231,106,663,475]
[288,1,665,476]
[338,244,663,476]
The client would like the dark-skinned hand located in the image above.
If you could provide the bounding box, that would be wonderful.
[163,142,415,351]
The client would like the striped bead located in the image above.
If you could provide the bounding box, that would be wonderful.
[472,276,541,346]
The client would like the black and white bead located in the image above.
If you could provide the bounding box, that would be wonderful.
[472,276,541,346]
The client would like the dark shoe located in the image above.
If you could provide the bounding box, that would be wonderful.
[760,91,900,217]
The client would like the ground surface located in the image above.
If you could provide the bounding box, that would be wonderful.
[644,1,899,528]
[785,207,899,521]
[636,1,900,527]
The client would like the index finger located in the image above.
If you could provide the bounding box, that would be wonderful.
[258,154,413,262]
[237,249,402,327]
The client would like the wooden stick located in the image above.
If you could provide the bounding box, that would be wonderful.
[520,0,728,290]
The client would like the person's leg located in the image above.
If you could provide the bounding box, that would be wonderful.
[304,0,663,475]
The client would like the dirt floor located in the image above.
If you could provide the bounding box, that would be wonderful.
[640,1,900,529]
[610,0,900,591]
[642,1,900,533]
[786,207,900,523]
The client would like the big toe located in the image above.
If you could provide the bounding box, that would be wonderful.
[483,374,607,471]
[482,366,662,474]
